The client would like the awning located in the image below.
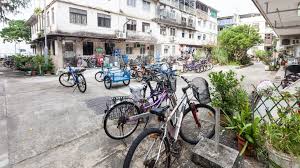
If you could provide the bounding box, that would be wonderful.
[252,0,300,36]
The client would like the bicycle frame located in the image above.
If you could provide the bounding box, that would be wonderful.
[126,89,170,122]
[68,66,79,84]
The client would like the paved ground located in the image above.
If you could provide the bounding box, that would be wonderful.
[0,62,277,168]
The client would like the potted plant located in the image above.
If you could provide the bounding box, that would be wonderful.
[264,108,300,168]
[225,100,260,156]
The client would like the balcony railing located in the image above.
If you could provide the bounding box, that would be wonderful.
[154,9,196,29]
[159,0,196,15]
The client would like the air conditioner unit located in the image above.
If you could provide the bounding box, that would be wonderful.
[116,31,126,39]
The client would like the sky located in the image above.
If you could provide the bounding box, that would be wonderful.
[201,0,259,17]
[0,0,259,55]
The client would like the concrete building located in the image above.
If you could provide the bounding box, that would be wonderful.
[252,0,300,58]
[218,13,276,55]
[26,0,218,69]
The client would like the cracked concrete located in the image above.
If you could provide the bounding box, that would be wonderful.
[0,63,276,168]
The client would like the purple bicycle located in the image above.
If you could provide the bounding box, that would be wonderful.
[103,76,177,140]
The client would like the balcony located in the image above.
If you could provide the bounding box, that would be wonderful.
[153,9,196,30]
[159,0,196,15]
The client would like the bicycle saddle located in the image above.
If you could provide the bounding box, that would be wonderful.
[150,106,170,117]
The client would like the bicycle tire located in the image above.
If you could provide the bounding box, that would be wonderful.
[59,72,76,87]
[104,101,140,140]
[77,74,87,93]
[95,71,104,82]
[123,79,130,86]
[179,104,216,145]
[104,76,112,89]
[123,128,171,168]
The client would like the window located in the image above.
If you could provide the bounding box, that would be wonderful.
[172,45,175,55]
[126,44,133,54]
[51,8,54,24]
[203,20,206,28]
[188,18,193,27]
[98,13,111,28]
[142,22,150,32]
[140,45,145,54]
[65,42,73,51]
[160,26,166,35]
[181,17,186,25]
[170,28,176,36]
[210,9,217,18]
[143,0,150,11]
[83,42,93,55]
[127,0,136,7]
[127,19,136,31]
[198,34,202,40]
[47,11,50,26]
[182,32,185,38]
[198,20,201,26]
[70,8,87,25]
[189,33,194,39]
[164,45,169,54]
[203,34,206,40]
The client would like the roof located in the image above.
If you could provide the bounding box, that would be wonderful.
[252,0,300,36]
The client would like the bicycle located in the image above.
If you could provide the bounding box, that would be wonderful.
[59,65,87,93]
[103,73,177,140]
[123,76,216,168]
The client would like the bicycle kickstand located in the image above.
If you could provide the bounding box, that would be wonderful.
[73,86,77,92]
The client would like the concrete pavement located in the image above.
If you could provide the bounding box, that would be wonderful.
[0,62,277,168]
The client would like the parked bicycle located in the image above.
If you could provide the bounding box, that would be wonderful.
[59,65,87,93]
[123,76,216,168]
[103,71,177,140]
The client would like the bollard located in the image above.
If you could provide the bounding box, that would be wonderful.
[214,108,220,156]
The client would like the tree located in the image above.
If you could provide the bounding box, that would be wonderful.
[218,25,262,64]
[0,0,30,22]
[0,20,31,53]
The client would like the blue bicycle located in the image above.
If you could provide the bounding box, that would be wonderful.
[59,65,87,93]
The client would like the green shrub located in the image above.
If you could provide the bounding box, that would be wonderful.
[212,47,229,65]
[209,70,247,115]
[255,50,272,65]
[13,54,55,73]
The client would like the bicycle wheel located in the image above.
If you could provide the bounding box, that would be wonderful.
[77,74,87,93]
[104,76,112,89]
[104,101,140,140]
[123,79,130,86]
[179,104,215,145]
[95,71,104,82]
[123,128,171,168]
[59,72,76,87]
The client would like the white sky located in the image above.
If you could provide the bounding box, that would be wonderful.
[201,0,259,16]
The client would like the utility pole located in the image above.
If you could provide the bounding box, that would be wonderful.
[44,0,48,65]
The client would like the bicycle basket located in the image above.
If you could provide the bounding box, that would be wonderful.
[105,96,133,113]
[129,84,145,101]
[191,77,211,104]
